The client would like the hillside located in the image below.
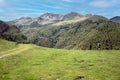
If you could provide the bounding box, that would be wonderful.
[8,13,120,50]
[9,17,32,26]
[110,16,120,24]
[23,15,120,50]
[0,20,27,42]
[0,39,120,80]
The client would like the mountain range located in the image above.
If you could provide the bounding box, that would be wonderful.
[1,12,120,50]
[9,12,92,28]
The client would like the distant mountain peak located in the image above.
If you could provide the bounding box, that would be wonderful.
[65,12,82,17]
[19,16,32,20]
[40,13,63,18]
[67,12,81,14]
[112,16,120,18]
[36,13,64,24]
[84,14,92,17]
[8,16,32,26]
[41,12,60,16]
[63,12,83,20]
[110,16,120,23]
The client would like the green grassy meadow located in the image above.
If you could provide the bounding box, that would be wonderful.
[0,39,120,80]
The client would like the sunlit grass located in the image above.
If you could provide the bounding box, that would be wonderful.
[0,40,120,80]
[52,17,88,26]
[0,39,18,52]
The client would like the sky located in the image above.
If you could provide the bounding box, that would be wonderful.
[0,0,120,21]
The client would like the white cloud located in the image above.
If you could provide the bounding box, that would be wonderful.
[89,0,118,8]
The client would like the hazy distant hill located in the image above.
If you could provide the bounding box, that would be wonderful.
[9,17,32,25]
[110,16,120,24]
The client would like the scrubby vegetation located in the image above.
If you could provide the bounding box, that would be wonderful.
[0,20,27,43]
[23,16,120,50]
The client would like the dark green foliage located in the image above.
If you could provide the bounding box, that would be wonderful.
[21,16,120,50]
[0,20,27,43]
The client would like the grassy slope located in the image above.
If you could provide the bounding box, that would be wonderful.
[0,39,18,52]
[0,40,120,80]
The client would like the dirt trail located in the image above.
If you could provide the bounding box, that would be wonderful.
[0,44,31,59]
